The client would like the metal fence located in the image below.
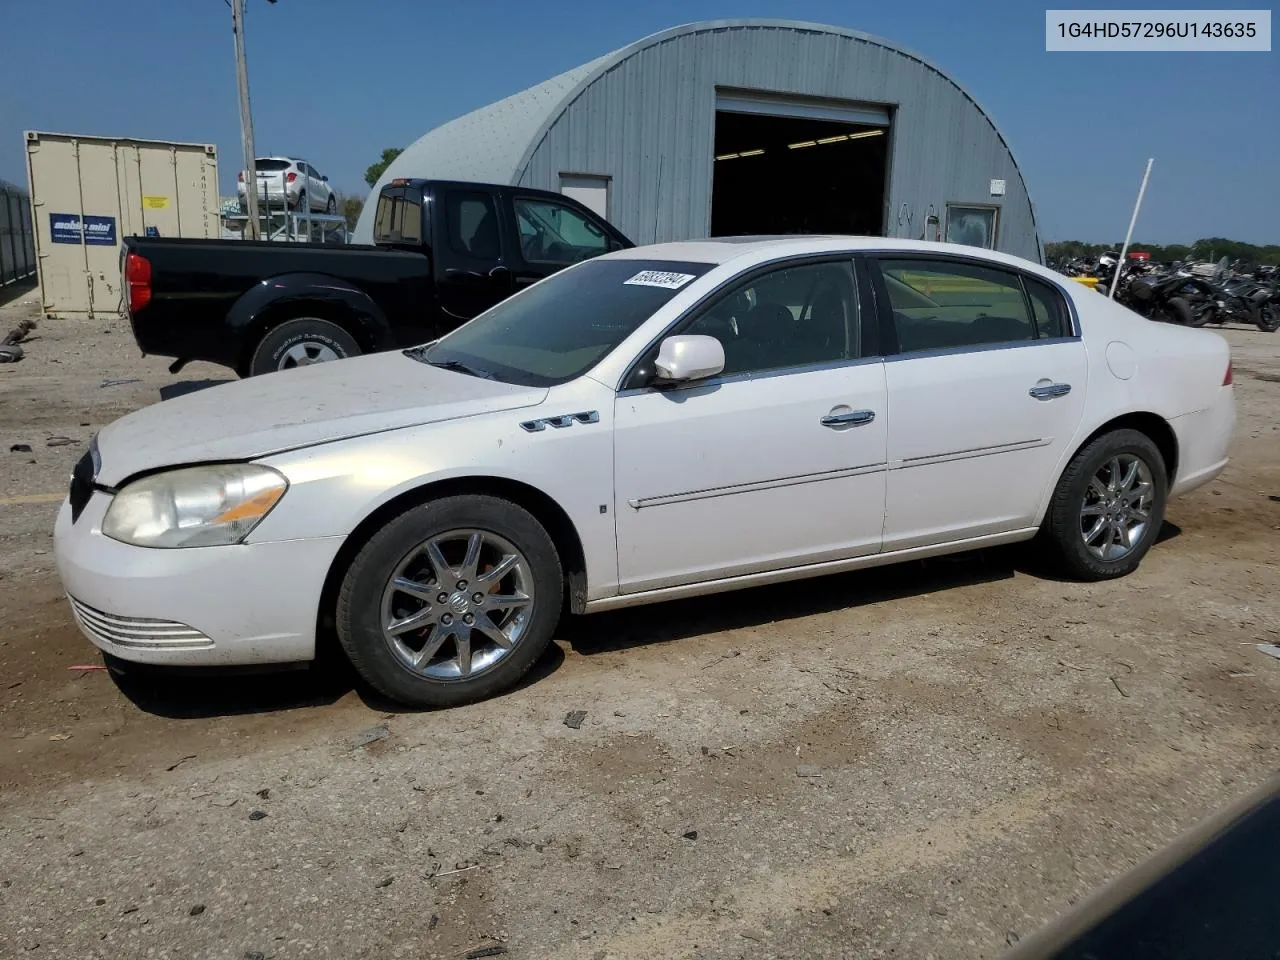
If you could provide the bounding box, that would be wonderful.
[0,178,36,287]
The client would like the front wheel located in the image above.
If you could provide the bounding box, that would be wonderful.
[248,317,360,376]
[1038,429,1168,581]
[335,496,564,708]
[326,194,337,215]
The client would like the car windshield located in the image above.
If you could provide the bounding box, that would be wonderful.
[411,258,715,386]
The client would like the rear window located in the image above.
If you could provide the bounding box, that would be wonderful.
[416,258,715,387]
[254,159,291,171]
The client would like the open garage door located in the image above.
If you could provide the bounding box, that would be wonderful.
[711,91,890,238]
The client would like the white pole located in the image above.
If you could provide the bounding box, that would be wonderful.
[1110,157,1153,298]
[232,0,261,240]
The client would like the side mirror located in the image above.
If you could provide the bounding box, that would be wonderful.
[653,335,725,385]
[321,175,329,182]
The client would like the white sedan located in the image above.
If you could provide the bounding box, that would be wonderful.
[54,238,1235,708]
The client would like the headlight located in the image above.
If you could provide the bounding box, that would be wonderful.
[102,464,288,548]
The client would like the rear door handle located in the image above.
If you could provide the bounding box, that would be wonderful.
[821,409,876,427]
[1029,383,1072,400]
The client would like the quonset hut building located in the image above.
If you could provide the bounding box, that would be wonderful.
[354,19,1041,261]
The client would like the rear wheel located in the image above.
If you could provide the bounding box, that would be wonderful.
[335,495,563,708]
[1257,304,1279,333]
[326,194,337,215]
[1161,296,1197,326]
[248,317,360,376]
[1039,429,1168,581]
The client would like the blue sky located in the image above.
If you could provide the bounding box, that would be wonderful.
[0,0,1275,243]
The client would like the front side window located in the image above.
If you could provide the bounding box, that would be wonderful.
[877,258,1036,352]
[680,261,859,378]
[415,258,714,387]
[446,192,500,260]
[514,197,609,264]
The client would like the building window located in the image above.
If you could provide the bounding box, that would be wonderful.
[945,204,1000,250]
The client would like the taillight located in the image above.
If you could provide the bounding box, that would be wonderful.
[286,171,297,183]
[1223,361,1233,386]
[125,252,152,313]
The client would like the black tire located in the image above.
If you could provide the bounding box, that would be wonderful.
[248,317,360,377]
[1257,304,1280,333]
[1163,296,1200,327]
[335,495,563,708]
[1038,429,1168,581]
[326,194,337,214]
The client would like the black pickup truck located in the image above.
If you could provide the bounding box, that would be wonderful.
[121,179,633,376]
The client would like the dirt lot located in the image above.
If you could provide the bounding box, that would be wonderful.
[1,287,1278,960]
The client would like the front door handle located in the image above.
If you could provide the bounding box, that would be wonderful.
[821,409,876,427]
[1029,383,1072,400]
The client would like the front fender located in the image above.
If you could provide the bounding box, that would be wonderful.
[228,273,395,350]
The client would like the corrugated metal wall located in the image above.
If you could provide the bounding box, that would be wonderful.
[519,22,1040,260]
[0,179,36,287]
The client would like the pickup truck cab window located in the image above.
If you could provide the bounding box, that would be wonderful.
[447,192,500,260]
[514,197,609,265]
[415,258,713,387]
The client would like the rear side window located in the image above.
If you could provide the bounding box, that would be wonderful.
[877,258,1035,353]
[373,191,398,241]
[446,192,500,260]
[1024,276,1072,338]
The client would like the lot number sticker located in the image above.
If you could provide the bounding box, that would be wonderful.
[624,270,697,289]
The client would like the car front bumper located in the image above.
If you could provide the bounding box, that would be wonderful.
[53,493,344,666]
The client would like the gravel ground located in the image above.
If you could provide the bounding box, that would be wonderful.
[1,288,1278,960]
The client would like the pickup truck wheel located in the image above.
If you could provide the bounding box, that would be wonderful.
[335,495,564,708]
[249,318,360,376]
[326,194,337,214]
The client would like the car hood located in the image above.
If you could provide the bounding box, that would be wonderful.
[93,351,547,486]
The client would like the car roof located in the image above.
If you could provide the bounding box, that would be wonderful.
[599,236,1049,275]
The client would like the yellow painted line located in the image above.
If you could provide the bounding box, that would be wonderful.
[0,493,65,505]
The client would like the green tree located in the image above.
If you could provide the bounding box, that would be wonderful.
[341,194,363,231]
[364,148,404,187]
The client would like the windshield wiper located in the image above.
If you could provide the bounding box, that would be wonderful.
[427,358,496,380]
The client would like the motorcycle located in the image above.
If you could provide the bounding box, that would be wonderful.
[1192,257,1280,333]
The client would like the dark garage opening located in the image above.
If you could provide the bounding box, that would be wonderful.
[711,111,889,237]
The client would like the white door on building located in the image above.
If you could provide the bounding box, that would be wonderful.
[560,174,610,220]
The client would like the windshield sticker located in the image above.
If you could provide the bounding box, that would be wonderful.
[623,270,697,290]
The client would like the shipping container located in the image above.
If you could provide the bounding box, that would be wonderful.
[24,131,219,319]
[0,178,36,288]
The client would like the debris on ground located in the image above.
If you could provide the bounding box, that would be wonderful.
[67,664,107,672]
[681,829,698,840]
[348,725,390,749]
[44,436,74,447]
[189,904,205,916]
[165,755,197,772]
[255,788,270,799]
[375,876,394,888]
[9,443,31,453]
[796,765,823,778]
[99,378,142,388]
[563,710,587,729]
[464,946,509,959]
[248,810,268,821]
[48,733,70,742]
[0,317,34,363]
[1258,644,1280,662]
[702,649,742,669]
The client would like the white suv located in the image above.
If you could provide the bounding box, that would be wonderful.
[237,157,336,214]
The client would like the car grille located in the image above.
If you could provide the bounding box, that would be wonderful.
[68,449,94,522]
[68,597,213,650]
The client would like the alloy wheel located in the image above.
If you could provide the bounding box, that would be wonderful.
[379,529,535,680]
[1079,454,1154,561]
